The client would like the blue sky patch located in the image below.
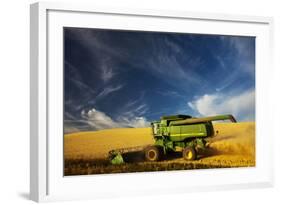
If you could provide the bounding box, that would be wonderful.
[64,28,255,133]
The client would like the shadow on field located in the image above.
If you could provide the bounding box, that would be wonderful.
[162,151,182,160]
[123,151,184,162]
[119,147,221,163]
[122,151,145,163]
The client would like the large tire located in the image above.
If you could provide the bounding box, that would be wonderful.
[145,146,161,162]
[182,146,197,161]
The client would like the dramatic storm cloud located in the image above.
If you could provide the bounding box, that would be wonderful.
[64,28,255,133]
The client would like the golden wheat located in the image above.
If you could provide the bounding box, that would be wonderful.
[64,122,255,170]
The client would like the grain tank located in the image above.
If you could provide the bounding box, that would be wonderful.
[145,114,236,161]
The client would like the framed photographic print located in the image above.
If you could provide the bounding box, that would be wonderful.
[30,2,274,202]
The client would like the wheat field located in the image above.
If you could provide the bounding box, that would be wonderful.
[64,122,255,175]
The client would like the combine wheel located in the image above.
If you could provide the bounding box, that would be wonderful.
[182,146,197,161]
[145,146,161,162]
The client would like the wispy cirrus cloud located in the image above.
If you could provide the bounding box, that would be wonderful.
[101,65,115,82]
[207,36,255,93]
[94,84,124,101]
[65,61,97,96]
[219,36,255,77]
[68,28,127,60]
[76,83,124,111]
[156,89,184,98]
[99,57,116,83]
[214,55,227,70]
[120,93,149,117]
[146,37,204,86]
[66,29,125,84]
[67,28,205,89]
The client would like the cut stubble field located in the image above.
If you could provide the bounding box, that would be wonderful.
[64,122,255,175]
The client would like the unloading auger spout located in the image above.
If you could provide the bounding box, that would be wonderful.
[169,114,236,126]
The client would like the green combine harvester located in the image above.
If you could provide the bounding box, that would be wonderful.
[108,114,236,164]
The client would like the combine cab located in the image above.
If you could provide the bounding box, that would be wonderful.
[109,114,236,164]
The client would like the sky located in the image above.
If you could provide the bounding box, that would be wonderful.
[64,27,255,133]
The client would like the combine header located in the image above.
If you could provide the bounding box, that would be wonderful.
[108,114,236,164]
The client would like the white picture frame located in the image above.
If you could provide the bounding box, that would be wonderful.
[30,2,274,202]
